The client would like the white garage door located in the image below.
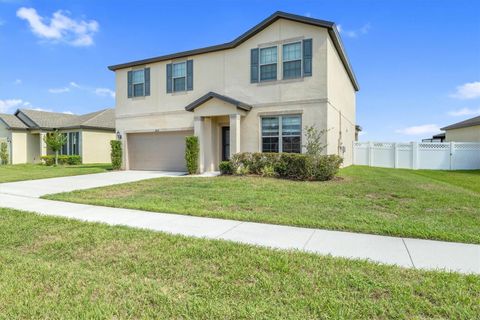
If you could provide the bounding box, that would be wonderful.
[127,130,193,171]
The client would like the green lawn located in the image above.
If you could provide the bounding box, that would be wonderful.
[0,163,111,183]
[0,208,478,319]
[45,166,480,244]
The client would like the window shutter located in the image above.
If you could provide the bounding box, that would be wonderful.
[144,68,150,96]
[250,48,259,83]
[303,39,312,77]
[127,71,133,98]
[166,63,173,93]
[186,60,193,91]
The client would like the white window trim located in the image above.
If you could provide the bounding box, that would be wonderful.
[282,41,303,80]
[132,69,145,97]
[260,114,302,153]
[172,61,187,92]
[259,46,278,82]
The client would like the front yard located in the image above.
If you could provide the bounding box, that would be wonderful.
[45,166,480,244]
[0,208,478,319]
[0,163,111,183]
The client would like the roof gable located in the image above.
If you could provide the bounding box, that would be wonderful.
[108,11,359,91]
[441,115,480,131]
[185,92,252,112]
[0,113,29,129]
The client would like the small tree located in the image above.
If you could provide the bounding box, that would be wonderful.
[110,140,122,170]
[303,126,328,156]
[0,142,8,165]
[43,130,67,166]
[185,136,199,174]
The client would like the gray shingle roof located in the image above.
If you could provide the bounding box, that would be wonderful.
[441,115,480,131]
[0,113,29,129]
[185,92,252,112]
[7,108,115,131]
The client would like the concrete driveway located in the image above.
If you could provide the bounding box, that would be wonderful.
[0,170,185,198]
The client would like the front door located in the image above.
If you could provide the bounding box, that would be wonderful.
[222,126,230,161]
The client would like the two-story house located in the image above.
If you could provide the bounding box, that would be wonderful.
[108,11,359,172]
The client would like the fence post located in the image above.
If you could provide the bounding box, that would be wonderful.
[411,142,418,170]
[368,141,373,167]
[393,143,398,168]
[449,142,454,170]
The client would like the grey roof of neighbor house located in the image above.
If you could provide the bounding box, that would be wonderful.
[441,115,480,131]
[0,113,29,129]
[0,108,115,131]
[107,11,359,91]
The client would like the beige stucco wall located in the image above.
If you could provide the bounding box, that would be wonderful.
[326,36,356,166]
[26,133,40,163]
[81,130,116,164]
[114,17,356,170]
[445,126,480,142]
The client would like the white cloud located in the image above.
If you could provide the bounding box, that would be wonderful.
[13,79,22,85]
[447,107,480,117]
[449,81,480,100]
[337,23,371,38]
[395,124,441,135]
[94,88,115,98]
[0,99,32,113]
[69,81,80,88]
[48,87,70,94]
[16,7,99,47]
[62,110,74,115]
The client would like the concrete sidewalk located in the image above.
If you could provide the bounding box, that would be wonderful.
[0,170,186,197]
[0,192,478,274]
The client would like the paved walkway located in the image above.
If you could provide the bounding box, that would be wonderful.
[0,172,478,274]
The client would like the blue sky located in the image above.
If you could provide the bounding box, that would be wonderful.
[0,0,479,141]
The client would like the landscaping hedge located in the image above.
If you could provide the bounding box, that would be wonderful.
[229,152,342,181]
[110,140,122,170]
[41,155,82,166]
[185,136,199,174]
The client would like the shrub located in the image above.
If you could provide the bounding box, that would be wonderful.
[219,161,232,175]
[303,125,328,156]
[43,130,67,165]
[110,140,122,170]
[0,142,8,165]
[260,164,276,177]
[41,155,82,166]
[185,136,199,174]
[229,152,342,181]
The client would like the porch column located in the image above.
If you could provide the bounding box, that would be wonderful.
[39,132,47,157]
[229,114,241,157]
[194,116,205,173]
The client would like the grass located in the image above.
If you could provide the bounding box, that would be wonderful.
[0,208,478,319]
[0,163,112,183]
[45,166,480,244]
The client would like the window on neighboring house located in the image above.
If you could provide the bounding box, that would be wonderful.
[60,132,80,156]
[172,62,186,92]
[259,46,277,81]
[261,115,301,153]
[283,42,302,79]
[132,69,145,97]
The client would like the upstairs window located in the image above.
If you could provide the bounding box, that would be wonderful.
[132,70,145,97]
[167,60,193,93]
[259,46,277,81]
[261,115,301,153]
[283,42,302,79]
[127,68,150,98]
[172,62,186,92]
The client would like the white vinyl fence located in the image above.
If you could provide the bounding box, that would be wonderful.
[353,142,480,170]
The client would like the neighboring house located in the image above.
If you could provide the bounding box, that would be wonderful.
[422,133,445,142]
[441,115,480,142]
[0,108,115,164]
[109,11,359,172]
